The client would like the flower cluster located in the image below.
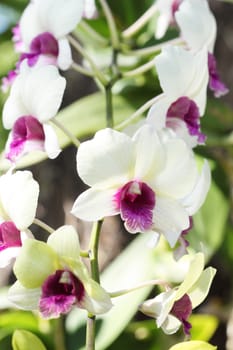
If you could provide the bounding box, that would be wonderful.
[0,0,225,345]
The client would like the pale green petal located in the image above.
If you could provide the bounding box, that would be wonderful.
[12,330,46,350]
[14,240,58,288]
[175,253,205,300]
[8,281,40,310]
[78,279,112,315]
[161,314,182,334]
[188,267,216,309]
[47,225,80,260]
[169,340,217,350]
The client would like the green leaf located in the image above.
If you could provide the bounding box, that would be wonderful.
[0,92,138,171]
[12,330,46,350]
[169,340,217,350]
[190,314,218,342]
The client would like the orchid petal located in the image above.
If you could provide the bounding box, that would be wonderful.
[133,125,166,181]
[154,138,197,198]
[188,267,216,308]
[36,0,85,38]
[76,129,134,188]
[13,239,58,288]
[71,187,117,221]
[146,94,171,129]
[0,171,39,230]
[43,123,61,159]
[161,314,182,334]
[57,38,72,70]
[20,3,43,49]
[182,160,211,215]
[175,252,205,300]
[154,196,190,247]
[8,281,40,310]
[175,0,217,53]
[47,225,80,260]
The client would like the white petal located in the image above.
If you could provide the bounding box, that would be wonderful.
[57,38,73,70]
[78,279,112,315]
[0,171,39,230]
[133,125,166,180]
[77,129,134,188]
[36,0,85,38]
[43,123,61,159]
[21,65,66,123]
[175,0,217,53]
[8,281,40,311]
[146,94,171,130]
[155,46,208,114]
[0,247,21,268]
[20,3,44,49]
[71,187,118,221]
[3,75,29,129]
[154,138,198,198]
[188,267,216,308]
[161,314,182,334]
[153,196,190,247]
[83,0,97,19]
[182,160,211,215]
[47,225,80,260]
[155,0,173,39]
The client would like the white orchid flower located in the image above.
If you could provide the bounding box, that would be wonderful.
[175,0,228,97]
[71,125,210,248]
[155,0,182,39]
[0,170,39,267]
[3,64,66,162]
[17,0,85,70]
[147,45,208,148]
[140,253,216,335]
[9,226,112,318]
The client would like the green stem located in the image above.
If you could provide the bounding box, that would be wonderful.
[51,118,81,148]
[115,95,160,130]
[33,218,54,234]
[53,317,67,350]
[85,220,103,350]
[122,58,155,78]
[123,37,184,57]
[109,279,170,298]
[98,0,120,49]
[68,35,108,85]
[71,62,94,77]
[78,21,109,46]
[105,84,114,128]
[122,3,158,39]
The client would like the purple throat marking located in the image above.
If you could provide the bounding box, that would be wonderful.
[0,221,21,251]
[20,32,59,67]
[114,181,155,233]
[166,96,206,143]
[7,115,45,161]
[40,270,85,318]
[170,293,192,336]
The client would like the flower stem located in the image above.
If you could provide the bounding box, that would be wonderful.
[122,4,158,39]
[98,0,119,49]
[53,317,67,350]
[51,118,81,148]
[122,58,155,78]
[115,95,160,130]
[85,220,103,350]
[33,218,54,234]
[78,21,109,46]
[71,62,94,77]
[109,279,170,298]
[105,84,114,128]
[123,37,184,57]
[68,35,108,85]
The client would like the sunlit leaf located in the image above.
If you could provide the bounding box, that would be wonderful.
[12,330,46,350]
[190,314,218,342]
[169,340,217,350]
